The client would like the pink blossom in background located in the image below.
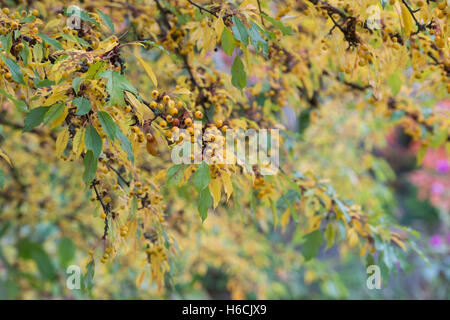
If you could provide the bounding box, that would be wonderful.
[429,235,444,247]
[431,182,444,195]
[435,159,450,174]
[409,145,450,212]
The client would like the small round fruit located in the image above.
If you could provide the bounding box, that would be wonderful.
[151,90,159,98]
[184,118,192,126]
[195,111,203,119]
[169,107,178,116]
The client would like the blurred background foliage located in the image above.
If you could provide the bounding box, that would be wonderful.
[0,0,448,300]
[1,99,448,299]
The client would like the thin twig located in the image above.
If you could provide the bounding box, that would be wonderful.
[187,0,218,18]
[256,0,265,27]
[401,0,425,35]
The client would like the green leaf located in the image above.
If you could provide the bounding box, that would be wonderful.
[98,111,117,141]
[301,230,323,261]
[99,70,137,106]
[31,246,57,281]
[0,54,26,85]
[232,16,249,45]
[83,150,97,184]
[23,106,50,131]
[0,34,12,52]
[116,129,134,163]
[97,9,115,34]
[334,198,351,222]
[221,27,236,56]
[231,55,246,90]
[324,223,335,249]
[198,188,213,222]
[43,102,65,125]
[59,33,90,47]
[18,239,56,281]
[166,164,186,187]
[129,196,138,219]
[72,77,82,95]
[416,144,427,165]
[20,42,30,65]
[86,61,106,80]
[33,77,55,89]
[249,21,268,58]
[79,10,99,26]
[193,161,210,192]
[388,72,402,96]
[0,88,27,111]
[38,32,63,50]
[73,97,92,116]
[261,13,293,35]
[83,259,95,291]
[20,15,35,24]
[84,125,102,159]
[58,237,75,267]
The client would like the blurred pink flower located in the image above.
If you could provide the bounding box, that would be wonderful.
[435,159,450,174]
[431,182,445,195]
[429,235,444,247]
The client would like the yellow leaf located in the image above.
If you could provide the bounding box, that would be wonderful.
[307,215,322,233]
[125,91,147,124]
[213,16,224,39]
[72,127,85,157]
[0,150,12,166]
[55,127,70,157]
[173,87,191,95]
[94,37,119,55]
[127,42,146,47]
[43,94,67,107]
[400,2,414,37]
[136,270,146,288]
[221,170,233,200]
[181,165,195,185]
[316,189,331,210]
[304,269,316,284]
[134,50,158,88]
[352,219,365,236]
[392,236,407,252]
[280,208,290,228]
[359,243,368,257]
[347,228,359,247]
[50,104,68,129]
[209,178,222,209]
